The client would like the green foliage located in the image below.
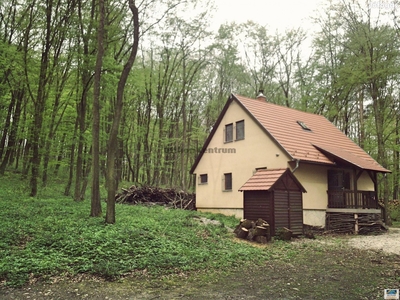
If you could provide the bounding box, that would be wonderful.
[388,200,400,222]
[0,175,278,287]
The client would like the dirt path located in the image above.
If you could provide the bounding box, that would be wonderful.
[347,227,400,255]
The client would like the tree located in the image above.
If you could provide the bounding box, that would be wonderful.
[91,0,105,217]
[105,0,139,224]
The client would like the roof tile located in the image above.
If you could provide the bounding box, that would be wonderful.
[234,94,389,173]
[239,169,287,191]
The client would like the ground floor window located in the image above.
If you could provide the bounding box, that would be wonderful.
[199,174,208,184]
[224,173,232,191]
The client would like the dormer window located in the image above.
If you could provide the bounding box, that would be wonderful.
[297,121,311,131]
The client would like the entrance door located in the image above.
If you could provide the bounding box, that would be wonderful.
[328,170,345,208]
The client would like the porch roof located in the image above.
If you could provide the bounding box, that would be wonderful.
[313,144,389,173]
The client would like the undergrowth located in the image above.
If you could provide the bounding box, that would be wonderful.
[0,172,304,287]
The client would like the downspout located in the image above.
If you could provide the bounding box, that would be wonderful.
[291,159,300,173]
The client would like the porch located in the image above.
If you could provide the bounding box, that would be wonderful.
[327,190,379,209]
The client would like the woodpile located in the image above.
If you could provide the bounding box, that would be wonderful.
[357,213,387,235]
[115,185,196,210]
[325,213,355,233]
[326,212,387,234]
[234,218,271,244]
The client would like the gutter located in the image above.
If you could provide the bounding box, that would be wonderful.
[291,159,300,173]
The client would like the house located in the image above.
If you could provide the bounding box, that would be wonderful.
[190,93,391,232]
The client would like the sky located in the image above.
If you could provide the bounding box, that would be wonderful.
[211,0,325,33]
[210,0,397,33]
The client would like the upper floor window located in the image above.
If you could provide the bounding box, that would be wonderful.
[236,120,244,140]
[225,123,233,143]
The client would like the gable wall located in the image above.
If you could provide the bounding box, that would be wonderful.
[193,99,290,218]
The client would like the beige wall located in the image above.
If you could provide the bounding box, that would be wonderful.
[303,210,326,227]
[293,163,329,226]
[357,171,375,190]
[294,164,329,210]
[193,99,290,216]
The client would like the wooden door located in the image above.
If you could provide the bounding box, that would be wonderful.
[243,191,272,225]
[328,170,345,208]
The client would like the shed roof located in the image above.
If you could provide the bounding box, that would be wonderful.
[239,168,306,192]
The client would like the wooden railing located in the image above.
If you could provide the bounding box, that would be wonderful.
[327,190,378,209]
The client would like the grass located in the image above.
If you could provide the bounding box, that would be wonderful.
[1,172,399,299]
[392,221,400,228]
[0,173,270,287]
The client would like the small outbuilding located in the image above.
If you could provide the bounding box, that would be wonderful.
[239,168,306,236]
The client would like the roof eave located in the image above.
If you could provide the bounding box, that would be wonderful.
[312,144,391,174]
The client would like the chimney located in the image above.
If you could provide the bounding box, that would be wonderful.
[256,89,266,101]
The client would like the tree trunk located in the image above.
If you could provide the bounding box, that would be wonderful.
[0,92,16,160]
[0,89,23,175]
[105,0,139,224]
[64,120,78,196]
[90,0,105,217]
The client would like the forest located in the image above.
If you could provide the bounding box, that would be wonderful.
[1,0,399,222]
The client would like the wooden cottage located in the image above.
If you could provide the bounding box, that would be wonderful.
[190,93,391,232]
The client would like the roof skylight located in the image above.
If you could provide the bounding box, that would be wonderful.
[297,121,311,131]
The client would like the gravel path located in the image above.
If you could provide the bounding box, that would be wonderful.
[348,227,400,255]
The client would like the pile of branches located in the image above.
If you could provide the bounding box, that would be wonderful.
[115,185,196,210]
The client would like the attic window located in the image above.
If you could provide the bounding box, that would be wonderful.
[225,123,233,143]
[297,121,311,131]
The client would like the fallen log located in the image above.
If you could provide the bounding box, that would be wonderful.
[253,226,269,237]
[236,227,249,239]
[241,219,255,229]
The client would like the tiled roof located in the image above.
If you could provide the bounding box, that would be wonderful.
[239,168,287,191]
[233,94,390,173]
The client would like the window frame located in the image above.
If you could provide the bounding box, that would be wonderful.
[297,120,311,131]
[224,173,232,191]
[235,120,245,141]
[199,174,208,184]
[224,123,233,143]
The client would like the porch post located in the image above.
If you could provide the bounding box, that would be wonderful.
[353,168,358,209]
[354,170,364,209]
